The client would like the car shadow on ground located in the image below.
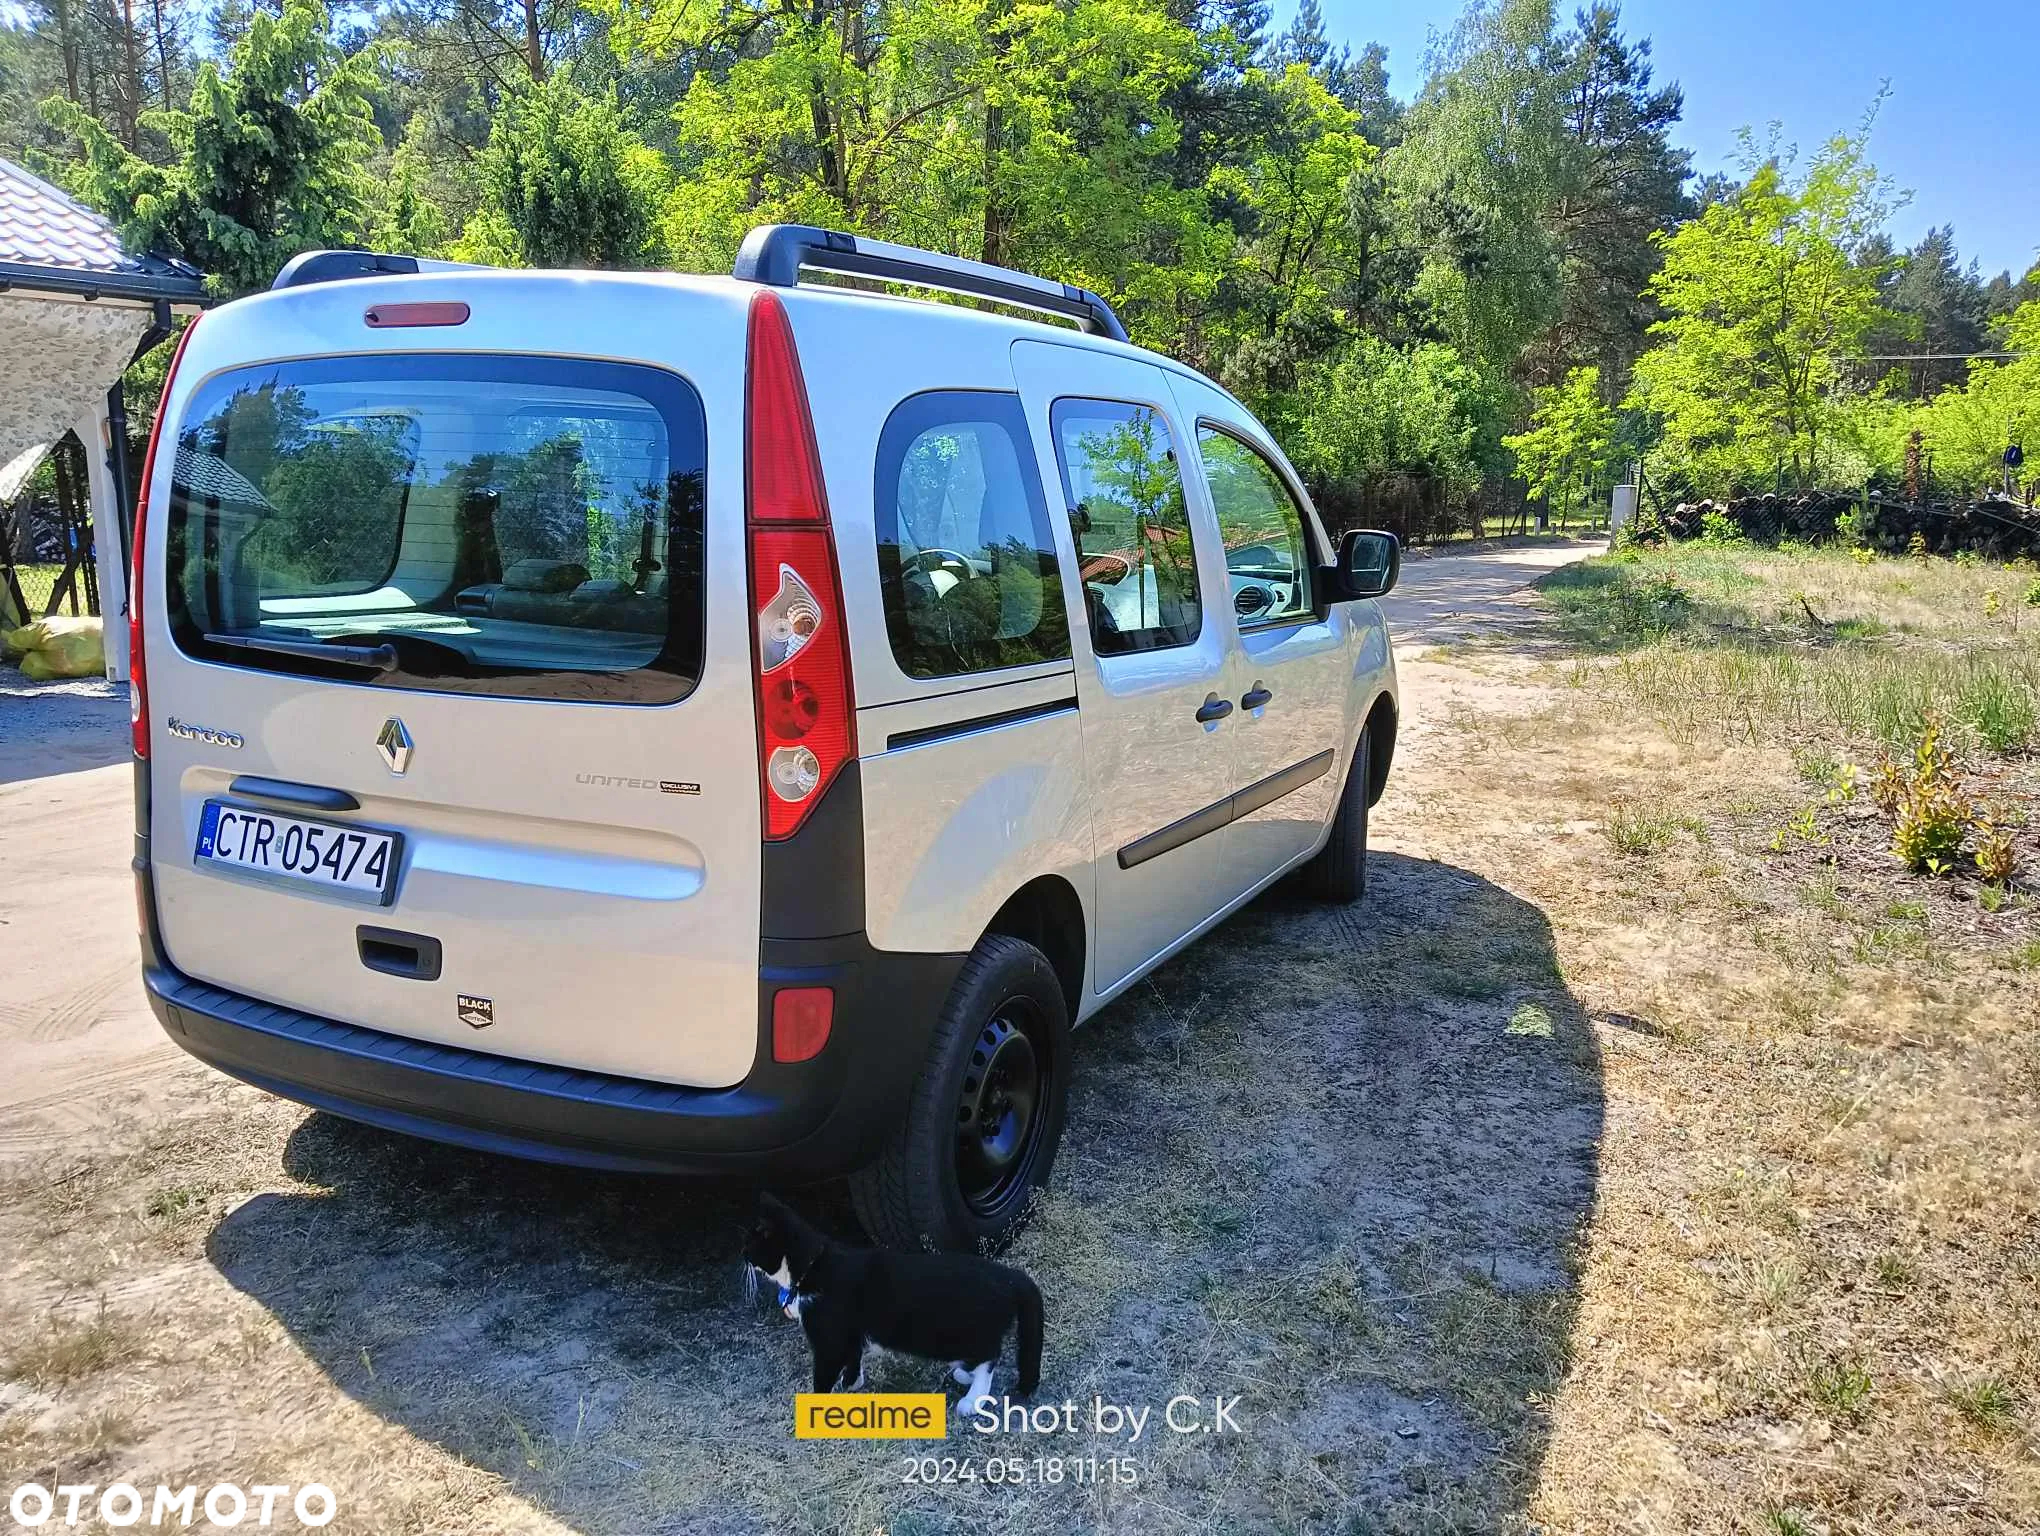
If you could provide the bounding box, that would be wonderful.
[206,850,1600,1534]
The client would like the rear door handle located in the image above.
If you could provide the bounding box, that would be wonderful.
[357,926,442,981]
[1241,683,1273,711]
[1195,693,1233,724]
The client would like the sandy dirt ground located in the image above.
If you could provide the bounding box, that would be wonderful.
[0,541,1613,1534]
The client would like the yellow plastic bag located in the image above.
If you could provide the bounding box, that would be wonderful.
[10,615,105,678]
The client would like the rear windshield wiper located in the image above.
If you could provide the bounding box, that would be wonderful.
[206,632,399,674]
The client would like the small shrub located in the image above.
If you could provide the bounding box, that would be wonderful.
[1974,820,2018,885]
[1908,531,1930,560]
[1888,716,1973,874]
[1699,508,1744,546]
[1979,882,2008,913]
[2025,575,2040,607]
[1793,746,1840,783]
[1873,1252,1915,1290]
[1851,544,1876,566]
[1982,587,2002,619]
[1870,754,1905,816]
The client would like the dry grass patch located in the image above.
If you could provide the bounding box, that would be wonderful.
[4,1306,143,1388]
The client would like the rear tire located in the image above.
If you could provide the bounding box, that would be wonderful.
[850,934,1071,1252]
[1306,727,1372,904]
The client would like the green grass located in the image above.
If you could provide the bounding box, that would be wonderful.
[1946,1377,2022,1435]
[1540,545,2040,758]
[1805,1355,1874,1419]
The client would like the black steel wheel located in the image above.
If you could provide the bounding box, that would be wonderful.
[955,1003,1049,1221]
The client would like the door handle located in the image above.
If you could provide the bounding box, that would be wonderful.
[357,926,442,981]
[1195,693,1234,724]
[1241,683,1273,711]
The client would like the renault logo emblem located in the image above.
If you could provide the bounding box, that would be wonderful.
[375,718,414,775]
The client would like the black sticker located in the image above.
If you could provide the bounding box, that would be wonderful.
[457,995,494,1029]
[660,781,702,795]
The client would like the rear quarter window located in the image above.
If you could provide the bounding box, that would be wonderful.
[873,390,1071,681]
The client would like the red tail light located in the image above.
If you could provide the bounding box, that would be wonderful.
[745,291,854,840]
[129,315,201,760]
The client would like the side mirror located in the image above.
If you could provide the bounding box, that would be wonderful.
[1329,529,1400,599]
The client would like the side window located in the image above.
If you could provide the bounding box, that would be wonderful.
[1197,426,1314,627]
[875,390,1070,680]
[1050,399,1201,656]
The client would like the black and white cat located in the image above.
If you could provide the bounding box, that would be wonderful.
[743,1194,1043,1418]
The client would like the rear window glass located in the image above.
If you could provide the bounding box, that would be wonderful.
[164,354,706,704]
[874,390,1070,680]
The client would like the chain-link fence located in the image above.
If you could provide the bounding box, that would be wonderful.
[1,433,99,625]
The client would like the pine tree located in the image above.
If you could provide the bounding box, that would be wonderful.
[45,0,380,297]
[459,74,668,269]
[1887,226,1989,396]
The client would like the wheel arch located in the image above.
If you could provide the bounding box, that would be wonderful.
[981,874,1087,1023]
[1364,691,1397,806]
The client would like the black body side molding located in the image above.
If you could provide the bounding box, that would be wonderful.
[886,696,1079,752]
[1117,749,1335,870]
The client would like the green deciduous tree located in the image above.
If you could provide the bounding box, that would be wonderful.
[1388,0,1567,377]
[1628,123,1902,493]
[1910,297,2040,492]
[1285,336,1502,510]
[1504,364,1616,523]
[44,0,380,297]
[604,0,1211,322]
[1204,64,1373,377]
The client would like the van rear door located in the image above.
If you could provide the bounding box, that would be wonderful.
[141,276,762,1089]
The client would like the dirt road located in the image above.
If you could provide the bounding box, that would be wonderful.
[0,538,1603,1535]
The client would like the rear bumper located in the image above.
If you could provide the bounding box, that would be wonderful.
[137,850,961,1180]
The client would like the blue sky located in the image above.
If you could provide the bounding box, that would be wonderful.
[1292,0,2040,281]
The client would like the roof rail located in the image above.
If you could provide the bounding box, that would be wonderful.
[733,224,1129,344]
[272,250,485,291]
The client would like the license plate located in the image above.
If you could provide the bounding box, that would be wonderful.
[194,801,400,904]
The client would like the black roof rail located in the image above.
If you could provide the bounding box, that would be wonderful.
[272,250,485,291]
[733,224,1129,344]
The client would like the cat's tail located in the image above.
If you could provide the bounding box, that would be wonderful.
[1014,1277,1044,1399]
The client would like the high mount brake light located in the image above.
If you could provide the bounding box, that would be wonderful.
[745,291,854,841]
[364,301,470,328]
[130,315,202,761]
